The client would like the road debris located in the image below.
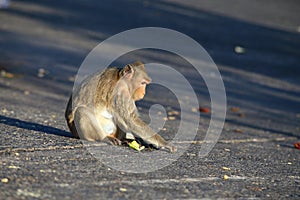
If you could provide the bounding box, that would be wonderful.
[294,142,300,150]
[199,107,210,113]
[223,175,229,180]
[234,46,246,54]
[1,178,9,183]
[222,167,231,171]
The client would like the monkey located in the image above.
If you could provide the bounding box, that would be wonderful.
[65,61,176,153]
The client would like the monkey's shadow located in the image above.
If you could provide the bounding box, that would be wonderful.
[0,115,72,138]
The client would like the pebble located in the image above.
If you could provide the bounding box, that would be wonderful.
[234,46,246,54]
[168,116,176,120]
[1,178,9,183]
[187,153,196,157]
[191,107,198,113]
[223,175,229,180]
[222,167,231,171]
[8,165,19,169]
[24,90,30,95]
[183,188,190,194]
[68,76,75,82]
[119,188,127,192]
[37,68,47,78]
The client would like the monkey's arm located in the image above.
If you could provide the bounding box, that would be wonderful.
[113,93,176,152]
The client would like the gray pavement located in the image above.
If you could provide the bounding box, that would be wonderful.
[0,0,300,199]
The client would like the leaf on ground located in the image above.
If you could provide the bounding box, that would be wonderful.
[294,142,300,150]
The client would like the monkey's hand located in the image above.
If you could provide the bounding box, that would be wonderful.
[162,143,177,153]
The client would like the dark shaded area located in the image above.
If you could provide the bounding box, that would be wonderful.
[0,115,72,138]
[226,118,300,139]
[1,0,299,83]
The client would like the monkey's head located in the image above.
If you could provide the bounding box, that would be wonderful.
[120,61,151,101]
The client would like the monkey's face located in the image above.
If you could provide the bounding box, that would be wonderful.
[133,80,149,101]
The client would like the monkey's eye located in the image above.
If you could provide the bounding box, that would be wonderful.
[141,81,147,85]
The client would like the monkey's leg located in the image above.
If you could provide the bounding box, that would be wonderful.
[74,106,108,141]
[68,121,80,138]
[97,111,122,145]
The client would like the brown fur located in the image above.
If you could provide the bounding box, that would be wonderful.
[65,61,176,152]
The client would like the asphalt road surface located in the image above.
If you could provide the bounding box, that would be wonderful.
[0,0,300,199]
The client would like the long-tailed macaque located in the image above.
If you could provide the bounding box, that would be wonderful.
[65,61,176,153]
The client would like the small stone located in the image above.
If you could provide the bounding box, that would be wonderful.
[8,165,19,169]
[234,46,246,54]
[183,188,190,194]
[14,152,20,156]
[68,76,75,82]
[222,167,231,171]
[1,178,9,183]
[119,188,127,192]
[37,68,47,78]
[168,116,176,120]
[287,162,292,165]
[191,108,198,113]
[24,90,30,95]
[223,175,229,180]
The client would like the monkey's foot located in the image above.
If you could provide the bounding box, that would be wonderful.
[104,135,122,146]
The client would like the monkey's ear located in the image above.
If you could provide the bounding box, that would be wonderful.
[132,61,144,69]
[121,64,134,79]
